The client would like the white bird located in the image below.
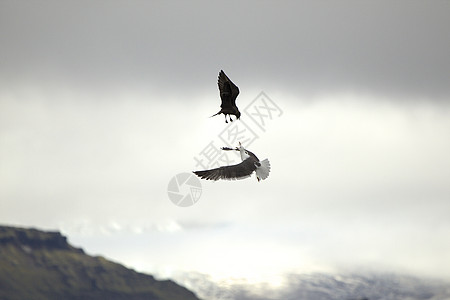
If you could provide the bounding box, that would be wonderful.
[193,142,270,181]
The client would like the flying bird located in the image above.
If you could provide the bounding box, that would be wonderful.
[193,142,270,181]
[211,70,241,123]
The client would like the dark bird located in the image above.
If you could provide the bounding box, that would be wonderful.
[211,70,241,123]
[193,142,270,181]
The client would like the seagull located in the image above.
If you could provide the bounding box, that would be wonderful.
[210,70,241,123]
[193,142,270,181]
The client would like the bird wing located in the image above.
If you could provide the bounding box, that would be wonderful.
[193,157,256,181]
[218,70,240,109]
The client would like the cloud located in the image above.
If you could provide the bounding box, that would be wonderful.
[1,0,450,287]
[1,1,449,99]
[1,85,450,281]
[174,271,450,300]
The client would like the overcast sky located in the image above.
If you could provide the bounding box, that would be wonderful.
[1,0,450,293]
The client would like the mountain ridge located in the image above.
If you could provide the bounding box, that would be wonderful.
[0,225,200,300]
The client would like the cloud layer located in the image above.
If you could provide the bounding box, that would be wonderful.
[1,1,449,98]
[1,0,450,287]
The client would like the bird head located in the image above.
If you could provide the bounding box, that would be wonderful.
[237,142,250,160]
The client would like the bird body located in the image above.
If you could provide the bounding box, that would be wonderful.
[211,70,241,123]
[193,142,270,181]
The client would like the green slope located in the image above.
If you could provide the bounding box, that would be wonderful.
[0,225,200,300]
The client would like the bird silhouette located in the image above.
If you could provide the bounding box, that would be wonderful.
[193,142,270,181]
[210,70,241,123]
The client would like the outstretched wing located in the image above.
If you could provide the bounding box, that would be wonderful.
[193,157,256,181]
[218,70,240,109]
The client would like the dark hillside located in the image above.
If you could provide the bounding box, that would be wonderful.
[0,225,200,300]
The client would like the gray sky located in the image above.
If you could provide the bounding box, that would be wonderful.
[1,0,450,291]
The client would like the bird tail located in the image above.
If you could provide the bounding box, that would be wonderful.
[255,159,271,181]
